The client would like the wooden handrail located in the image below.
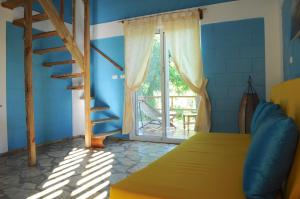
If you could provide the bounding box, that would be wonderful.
[91,44,124,72]
[38,0,84,70]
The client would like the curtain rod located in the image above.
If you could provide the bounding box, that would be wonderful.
[118,7,206,23]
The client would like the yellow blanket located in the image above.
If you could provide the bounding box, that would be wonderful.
[110,133,251,199]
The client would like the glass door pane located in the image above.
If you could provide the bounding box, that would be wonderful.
[136,34,163,138]
[166,55,197,139]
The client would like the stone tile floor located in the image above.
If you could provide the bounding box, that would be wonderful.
[0,138,176,199]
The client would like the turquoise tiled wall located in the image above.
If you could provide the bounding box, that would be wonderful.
[202,18,266,132]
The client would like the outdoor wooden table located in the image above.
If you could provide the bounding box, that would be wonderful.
[183,112,197,131]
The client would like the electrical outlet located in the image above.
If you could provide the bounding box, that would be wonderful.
[290,56,294,64]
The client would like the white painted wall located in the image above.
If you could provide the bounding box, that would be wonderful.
[72,0,85,136]
[91,21,124,39]
[90,0,284,100]
[0,6,12,154]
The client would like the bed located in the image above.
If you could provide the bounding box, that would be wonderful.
[110,78,300,199]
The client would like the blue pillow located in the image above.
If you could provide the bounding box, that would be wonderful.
[251,101,280,136]
[244,112,299,199]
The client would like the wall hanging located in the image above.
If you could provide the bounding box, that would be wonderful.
[238,76,259,134]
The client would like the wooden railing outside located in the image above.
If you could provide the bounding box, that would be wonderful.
[138,95,197,113]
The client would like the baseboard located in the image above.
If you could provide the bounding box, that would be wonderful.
[0,135,84,157]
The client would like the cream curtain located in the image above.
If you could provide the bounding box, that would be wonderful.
[122,18,158,134]
[161,10,211,132]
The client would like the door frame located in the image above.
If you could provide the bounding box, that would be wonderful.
[130,31,184,144]
[0,8,10,154]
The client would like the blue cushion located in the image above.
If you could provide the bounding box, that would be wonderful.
[251,101,280,136]
[244,112,299,199]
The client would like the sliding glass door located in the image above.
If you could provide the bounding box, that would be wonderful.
[166,57,197,140]
[132,32,196,143]
[135,33,164,141]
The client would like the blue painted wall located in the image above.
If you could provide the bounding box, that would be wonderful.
[6,22,73,151]
[282,0,300,80]
[33,0,235,25]
[91,37,124,136]
[33,0,73,23]
[90,18,265,133]
[91,0,235,24]
[202,18,266,132]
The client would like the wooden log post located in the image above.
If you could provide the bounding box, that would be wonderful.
[84,0,92,148]
[24,0,36,166]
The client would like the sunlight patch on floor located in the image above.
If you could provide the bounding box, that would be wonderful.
[82,159,114,177]
[86,154,115,169]
[27,180,69,199]
[26,148,114,199]
[71,176,111,197]
[76,181,110,199]
[77,165,112,186]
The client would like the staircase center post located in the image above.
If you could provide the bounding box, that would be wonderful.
[84,0,92,147]
[24,0,37,166]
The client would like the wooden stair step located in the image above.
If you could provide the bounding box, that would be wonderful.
[34,46,67,55]
[91,129,122,148]
[51,73,82,79]
[92,116,119,125]
[80,96,95,100]
[91,106,110,112]
[33,31,58,40]
[43,60,75,67]
[67,85,83,90]
[13,13,48,27]
[94,129,122,138]
[1,0,36,9]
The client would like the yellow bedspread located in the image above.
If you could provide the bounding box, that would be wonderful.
[110,133,251,199]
